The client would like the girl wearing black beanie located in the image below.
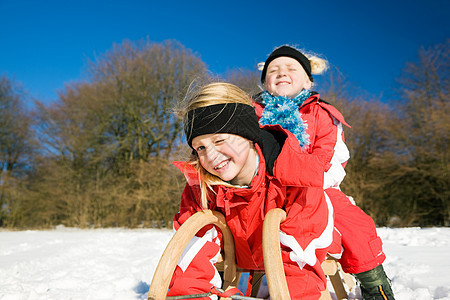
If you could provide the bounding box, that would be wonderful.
[255,45,395,300]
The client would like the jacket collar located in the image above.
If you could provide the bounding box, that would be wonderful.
[299,92,320,109]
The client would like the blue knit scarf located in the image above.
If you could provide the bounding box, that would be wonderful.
[259,90,311,149]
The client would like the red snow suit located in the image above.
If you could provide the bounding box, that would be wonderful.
[168,125,341,299]
[254,92,386,274]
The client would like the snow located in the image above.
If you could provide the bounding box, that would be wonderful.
[0,226,449,300]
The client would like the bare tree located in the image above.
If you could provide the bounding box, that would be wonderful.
[225,68,261,96]
[392,40,450,225]
[328,41,450,226]
[86,39,207,162]
[0,75,34,226]
[29,40,206,227]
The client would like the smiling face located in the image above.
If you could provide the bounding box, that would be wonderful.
[192,133,257,186]
[264,56,312,98]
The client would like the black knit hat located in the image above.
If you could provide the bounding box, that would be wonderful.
[261,45,313,83]
[184,103,261,149]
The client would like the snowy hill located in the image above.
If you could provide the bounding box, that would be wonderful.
[1,227,449,299]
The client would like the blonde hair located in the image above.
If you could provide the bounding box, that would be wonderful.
[305,53,329,75]
[178,82,255,209]
[257,45,329,80]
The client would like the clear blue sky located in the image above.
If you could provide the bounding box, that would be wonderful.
[1,0,448,105]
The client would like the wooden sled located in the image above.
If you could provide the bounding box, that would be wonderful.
[147,209,355,300]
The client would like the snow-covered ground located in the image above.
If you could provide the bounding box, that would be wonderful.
[0,226,449,299]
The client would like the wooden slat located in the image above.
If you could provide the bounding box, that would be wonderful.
[262,208,291,300]
[147,210,237,300]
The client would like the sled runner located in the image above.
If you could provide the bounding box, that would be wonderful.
[147,209,355,300]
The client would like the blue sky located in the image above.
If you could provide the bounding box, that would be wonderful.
[0,0,448,105]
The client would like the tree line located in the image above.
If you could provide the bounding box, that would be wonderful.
[0,39,448,228]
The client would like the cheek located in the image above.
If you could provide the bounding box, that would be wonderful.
[231,143,250,163]
[293,75,311,90]
[297,71,312,89]
[197,155,210,170]
[264,78,276,92]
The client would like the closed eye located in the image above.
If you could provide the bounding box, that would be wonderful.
[214,139,226,145]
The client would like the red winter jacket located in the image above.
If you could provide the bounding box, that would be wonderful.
[254,93,388,275]
[254,93,351,189]
[168,125,341,299]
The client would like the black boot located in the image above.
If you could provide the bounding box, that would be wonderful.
[354,265,395,300]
